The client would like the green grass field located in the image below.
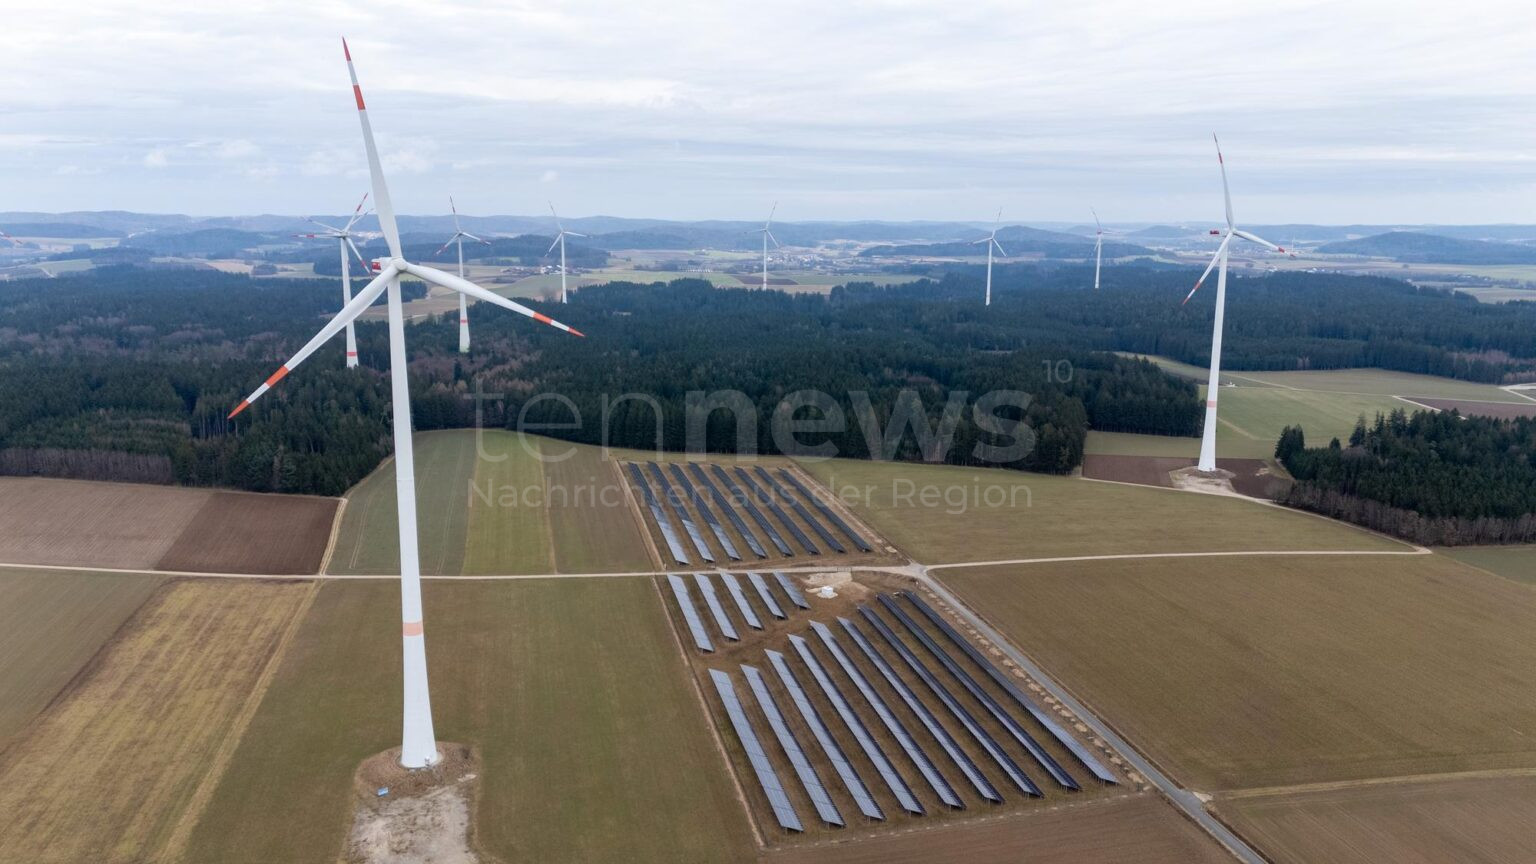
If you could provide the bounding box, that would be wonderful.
[185,577,754,864]
[1437,545,1536,585]
[1211,384,1405,457]
[462,432,554,575]
[327,431,475,575]
[0,569,165,746]
[943,553,1536,791]
[1084,430,1200,457]
[797,457,1402,563]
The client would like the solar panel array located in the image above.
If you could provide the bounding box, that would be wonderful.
[735,467,818,554]
[667,574,712,652]
[710,669,802,832]
[720,571,763,629]
[628,463,691,565]
[747,572,786,619]
[755,467,845,553]
[766,649,884,821]
[712,465,793,556]
[690,464,769,558]
[777,468,873,552]
[668,571,810,654]
[774,571,810,609]
[694,572,739,641]
[901,591,1118,785]
[743,664,843,827]
[648,463,714,563]
[669,463,741,561]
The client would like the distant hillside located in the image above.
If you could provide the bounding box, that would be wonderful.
[1128,225,1198,239]
[1317,231,1536,264]
[0,222,123,239]
[124,229,278,257]
[860,226,1152,259]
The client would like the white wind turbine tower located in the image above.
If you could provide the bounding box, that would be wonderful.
[754,202,780,290]
[293,193,372,367]
[229,39,586,769]
[546,203,585,304]
[1092,209,1106,291]
[973,209,1005,306]
[1184,134,1287,473]
[434,196,491,353]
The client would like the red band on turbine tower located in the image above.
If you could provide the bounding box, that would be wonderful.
[402,620,424,637]
[1206,399,1217,408]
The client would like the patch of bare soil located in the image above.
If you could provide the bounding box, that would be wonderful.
[345,743,486,864]
[1169,466,1239,497]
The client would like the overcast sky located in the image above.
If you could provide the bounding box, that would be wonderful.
[2,0,1532,224]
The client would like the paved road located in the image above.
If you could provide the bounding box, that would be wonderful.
[914,566,1269,864]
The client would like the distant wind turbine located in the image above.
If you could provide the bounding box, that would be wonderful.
[434,196,491,353]
[293,193,372,367]
[230,39,586,769]
[546,203,585,304]
[972,209,1005,306]
[754,202,780,290]
[1184,135,1287,473]
[1091,208,1120,291]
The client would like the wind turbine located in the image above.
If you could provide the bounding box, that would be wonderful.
[1,229,54,279]
[433,196,490,353]
[754,202,779,290]
[546,203,585,304]
[229,39,586,769]
[1091,208,1120,291]
[1183,135,1286,473]
[293,193,372,367]
[972,209,1005,306]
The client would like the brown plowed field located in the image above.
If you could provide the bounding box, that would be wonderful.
[761,793,1230,863]
[1412,397,1536,419]
[155,491,337,574]
[0,477,338,574]
[1082,455,1288,498]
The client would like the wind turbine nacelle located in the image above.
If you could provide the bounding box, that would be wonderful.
[370,258,386,271]
[1209,230,1221,235]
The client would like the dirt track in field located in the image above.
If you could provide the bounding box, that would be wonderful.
[1411,397,1536,419]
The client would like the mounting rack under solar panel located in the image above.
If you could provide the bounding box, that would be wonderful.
[788,634,923,815]
[710,464,793,556]
[719,572,762,629]
[765,649,883,821]
[710,669,802,832]
[747,572,786,619]
[777,468,873,552]
[902,591,1118,785]
[666,574,712,653]
[858,605,1038,797]
[693,573,739,641]
[837,616,1001,803]
[669,463,741,561]
[742,664,843,828]
[809,621,962,809]
[878,594,1073,791]
[648,463,714,563]
[690,463,768,559]
[628,463,690,565]
[734,467,818,554]
[755,467,845,553]
[773,571,810,610]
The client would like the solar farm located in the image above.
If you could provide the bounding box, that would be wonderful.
[663,565,1132,845]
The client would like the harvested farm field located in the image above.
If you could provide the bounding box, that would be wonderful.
[0,578,316,864]
[1220,774,1536,864]
[155,491,338,574]
[760,793,1231,864]
[940,553,1536,791]
[0,476,338,574]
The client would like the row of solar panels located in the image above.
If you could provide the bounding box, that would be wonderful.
[626,462,872,566]
[668,570,809,652]
[708,591,1117,833]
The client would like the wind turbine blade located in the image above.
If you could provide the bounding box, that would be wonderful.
[1092,208,1102,232]
[1232,228,1284,253]
[971,237,989,245]
[549,201,564,234]
[1214,133,1234,229]
[765,201,777,228]
[546,235,561,256]
[305,216,344,234]
[0,229,24,248]
[992,238,1007,257]
[766,230,780,248]
[565,231,586,238]
[344,192,370,231]
[461,231,490,245]
[343,39,402,259]
[992,207,1002,230]
[449,195,462,234]
[433,237,457,258]
[397,261,586,337]
[1183,234,1231,305]
[344,236,370,271]
[229,263,399,418]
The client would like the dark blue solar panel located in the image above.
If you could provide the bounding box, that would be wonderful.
[669,463,741,561]
[777,468,872,552]
[747,572,786,619]
[809,621,962,809]
[666,574,712,653]
[788,634,923,815]
[689,463,769,558]
[902,591,1117,785]
[648,462,714,563]
[628,463,690,565]
[711,464,793,556]
[742,664,843,827]
[710,669,802,832]
[858,605,1037,797]
[765,649,883,821]
[719,572,762,629]
[773,571,810,610]
[733,467,818,555]
[693,572,739,641]
[878,594,1070,791]
[754,467,845,553]
[837,616,1000,803]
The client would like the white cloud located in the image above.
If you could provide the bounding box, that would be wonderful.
[142,148,169,169]
[539,169,558,184]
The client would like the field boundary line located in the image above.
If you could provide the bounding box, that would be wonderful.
[157,579,320,863]
[1393,395,1440,412]
[1221,767,1536,801]
[926,547,1431,573]
[318,497,347,575]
